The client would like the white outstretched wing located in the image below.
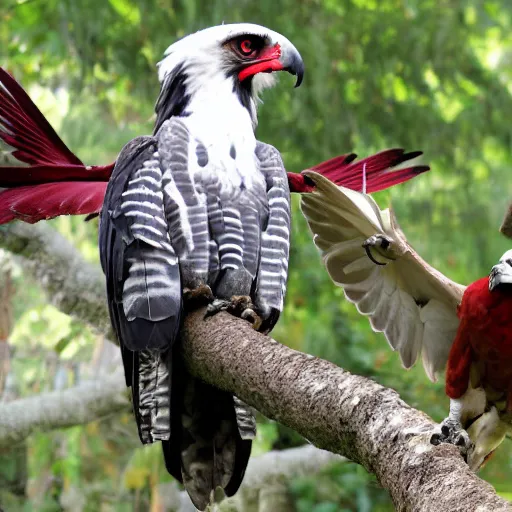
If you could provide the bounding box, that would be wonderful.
[301,171,466,381]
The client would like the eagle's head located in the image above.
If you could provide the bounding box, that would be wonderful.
[489,249,512,291]
[155,23,304,131]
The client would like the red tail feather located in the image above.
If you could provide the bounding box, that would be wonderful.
[0,67,429,226]
[0,68,83,166]
[289,149,429,193]
[317,149,422,184]
[0,182,107,224]
[0,164,114,187]
[364,165,430,193]
[0,67,114,224]
[308,153,357,176]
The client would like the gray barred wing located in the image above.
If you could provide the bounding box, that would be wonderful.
[99,136,181,351]
[254,142,291,331]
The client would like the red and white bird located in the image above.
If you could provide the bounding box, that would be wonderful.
[301,171,512,470]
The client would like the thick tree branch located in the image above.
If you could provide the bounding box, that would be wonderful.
[0,373,129,449]
[181,311,511,511]
[0,222,112,336]
[1,221,510,511]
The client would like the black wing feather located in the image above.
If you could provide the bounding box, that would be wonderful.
[100,126,257,509]
[99,136,182,351]
[99,136,181,444]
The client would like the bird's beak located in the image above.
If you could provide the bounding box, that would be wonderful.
[489,261,512,291]
[238,42,304,87]
[281,44,305,87]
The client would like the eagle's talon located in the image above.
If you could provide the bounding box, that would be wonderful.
[204,298,231,318]
[430,419,473,461]
[241,308,262,330]
[204,296,262,329]
[184,284,214,311]
[229,295,253,313]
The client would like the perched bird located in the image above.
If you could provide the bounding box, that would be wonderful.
[0,24,428,508]
[300,171,512,470]
[100,24,300,509]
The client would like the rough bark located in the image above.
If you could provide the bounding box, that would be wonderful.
[0,373,129,450]
[1,221,510,511]
[181,309,511,512]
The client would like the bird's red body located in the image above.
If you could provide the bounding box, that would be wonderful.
[446,277,512,410]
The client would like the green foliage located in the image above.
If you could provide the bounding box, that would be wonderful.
[291,462,392,512]
[2,0,512,509]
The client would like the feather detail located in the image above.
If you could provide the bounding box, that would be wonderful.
[288,148,429,194]
[0,67,83,166]
[0,164,113,187]
[0,67,115,223]
[0,181,107,224]
[301,171,464,381]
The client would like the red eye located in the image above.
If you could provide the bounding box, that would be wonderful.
[240,39,253,55]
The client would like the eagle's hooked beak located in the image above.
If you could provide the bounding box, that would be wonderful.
[489,259,512,291]
[282,45,305,87]
[238,42,304,87]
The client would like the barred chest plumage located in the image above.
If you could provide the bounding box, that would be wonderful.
[119,118,290,322]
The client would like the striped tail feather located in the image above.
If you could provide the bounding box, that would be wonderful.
[233,396,257,440]
[161,364,253,510]
[0,67,114,224]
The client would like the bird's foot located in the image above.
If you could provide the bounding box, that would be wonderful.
[183,284,214,311]
[362,234,395,265]
[205,295,262,330]
[430,418,473,462]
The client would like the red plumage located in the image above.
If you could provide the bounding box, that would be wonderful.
[0,182,108,224]
[446,277,512,408]
[0,67,83,166]
[309,148,429,193]
[0,66,429,224]
[0,164,114,186]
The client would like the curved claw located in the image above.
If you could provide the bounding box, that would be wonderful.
[362,234,396,266]
[430,419,473,462]
[204,298,230,318]
[184,284,214,311]
[204,296,263,330]
[241,308,262,330]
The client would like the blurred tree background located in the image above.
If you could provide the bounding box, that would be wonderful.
[1,0,512,510]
